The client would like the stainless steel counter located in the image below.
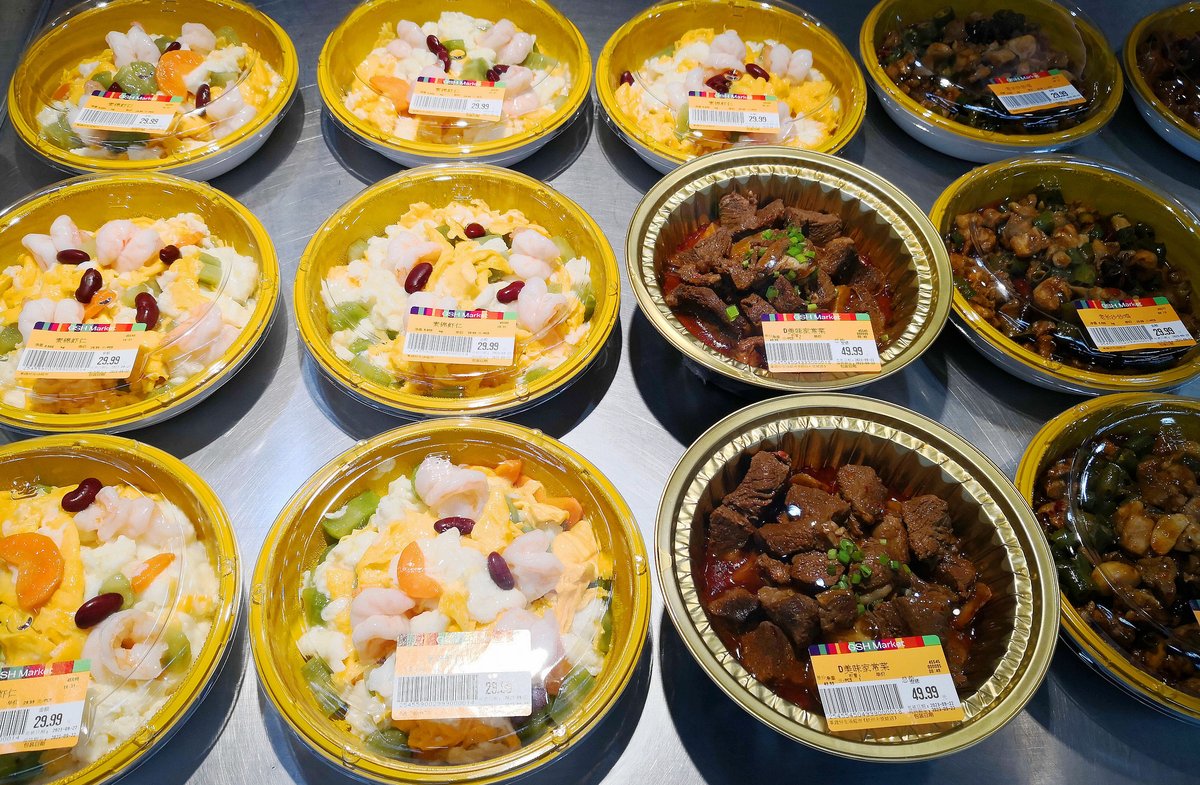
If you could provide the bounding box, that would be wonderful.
[2,1,1198,783]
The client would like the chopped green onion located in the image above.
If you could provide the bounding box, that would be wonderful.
[349,355,393,387]
[725,305,740,321]
[197,253,223,288]
[320,489,380,540]
[327,302,369,332]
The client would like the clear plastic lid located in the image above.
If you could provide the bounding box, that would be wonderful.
[1134,10,1200,130]
[875,1,1099,135]
[0,453,198,785]
[294,451,614,766]
[1067,399,1200,663]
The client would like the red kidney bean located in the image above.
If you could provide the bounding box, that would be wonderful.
[75,269,102,304]
[492,64,509,77]
[404,262,433,294]
[438,52,451,72]
[74,593,124,629]
[135,292,159,329]
[56,248,90,264]
[159,244,181,264]
[434,516,476,535]
[745,62,769,81]
[620,70,634,86]
[195,83,211,108]
[705,71,737,93]
[109,81,124,94]
[464,222,486,239]
[497,281,525,304]
[426,34,441,53]
[165,41,182,53]
[487,552,515,590]
[61,477,102,512]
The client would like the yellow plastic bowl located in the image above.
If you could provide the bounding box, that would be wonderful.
[0,172,280,433]
[318,0,591,167]
[860,0,1122,163]
[8,0,298,180]
[0,434,241,785]
[1124,3,1200,162]
[596,0,867,173]
[295,163,618,418]
[249,418,651,785]
[1016,393,1200,723]
[929,154,1200,394]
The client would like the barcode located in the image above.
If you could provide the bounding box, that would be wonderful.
[0,709,29,743]
[764,341,834,366]
[404,332,473,358]
[76,108,143,128]
[20,349,99,371]
[410,95,470,114]
[819,682,904,719]
[1089,324,1155,347]
[691,109,748,126]
[394,674,476,707]
[995,85,1082,112]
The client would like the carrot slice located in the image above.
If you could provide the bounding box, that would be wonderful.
[396,541,440,599]
[130,552,175,593]
[156,49,206,97]
[493,459,522,484]
[369,75,410,113]
[544,495,583,526]
[52,82,71,101]
[0,533,64,611]
[84,289,117,320]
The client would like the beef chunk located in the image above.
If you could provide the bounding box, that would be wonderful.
[836,465,888,526]
[756,554,792,586]
[739,293,777,324]
[784,208,843,246]
[768,274,807,313]
[784,483,851,525]
[732,336,766,367]
[755,199,787,229]
[872,513,910,564]
[666,284,750,336]
[902,495,955,561]
[813,237,859,282]
[713,255,758,291]
[707,504,753,555]
[755,521,825,558]
[816,588,859,635]
[707,587,759,623]
[848,260,886,294]
[671,226,732,273]
[933,552,977,598]
[813,269,837,310]
[848,282,886,336]
[719,193,761,235]
[791,550,843,591]
[758,587,820,649]
[677,264,721,287]
[740,621,797,683]
[864,599,908,639]
[1137,556,1178,605]
[893,587,955,641]
[722,450,792,519]
[858,542,896,592]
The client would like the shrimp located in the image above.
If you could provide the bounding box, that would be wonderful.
[683,68,706,94]
[503,91,540,118]
[500,65,534,97]
[105,31,136,70]
[20,234,57,270]
[386,39,413,60]
[478,19,516,51]
[73,486,174,546]
[17,299,54,341]
[497,32,533,66]
[409,609,450,633]
[126,24,161,64]
[704,52,744,71]
[385,230,441,275]
[205,85,245,122]
[495,608,564,680]
[352,614,409,661]
[349,588,414,629]
[508,253,554,280]
[82,610,167,683]
[413,456,489,521]
[664,82,687,112]
[53,299,84,324]
[164,306,223,362]
[214,102,257,138]
[710,30,745,59]
[511,229,560,262]
[767,43,791,76]
[180,22,217,54]
[503,529,563,602]
[787,49,813,82]
[396,20,426,48]
[515,277,566,335]
[95,220,162,272]
[49,215,86,252]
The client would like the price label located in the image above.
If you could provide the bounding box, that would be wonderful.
[761,313,882,373]
[1075,296,1196,352]
[987,70,1085,115]
[687,92,780,133]
[0,661,90,754]
[409,77,505,120]
[1191,599,1200,625]
[15,322,146,380]
[403,308,517,367]
[74,91,183,133]
[809,636,964,731]
[392,630,533,720]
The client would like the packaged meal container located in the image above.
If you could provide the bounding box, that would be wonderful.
[318,0,591,168]
[0,434,240,785]
[1124,3,1200,162]
[0,173,279,434]
[249,418,651,784]
[7,0,298,180]
[596,0,866,174]
[860,0,1121,163]
[295,163,618,418]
